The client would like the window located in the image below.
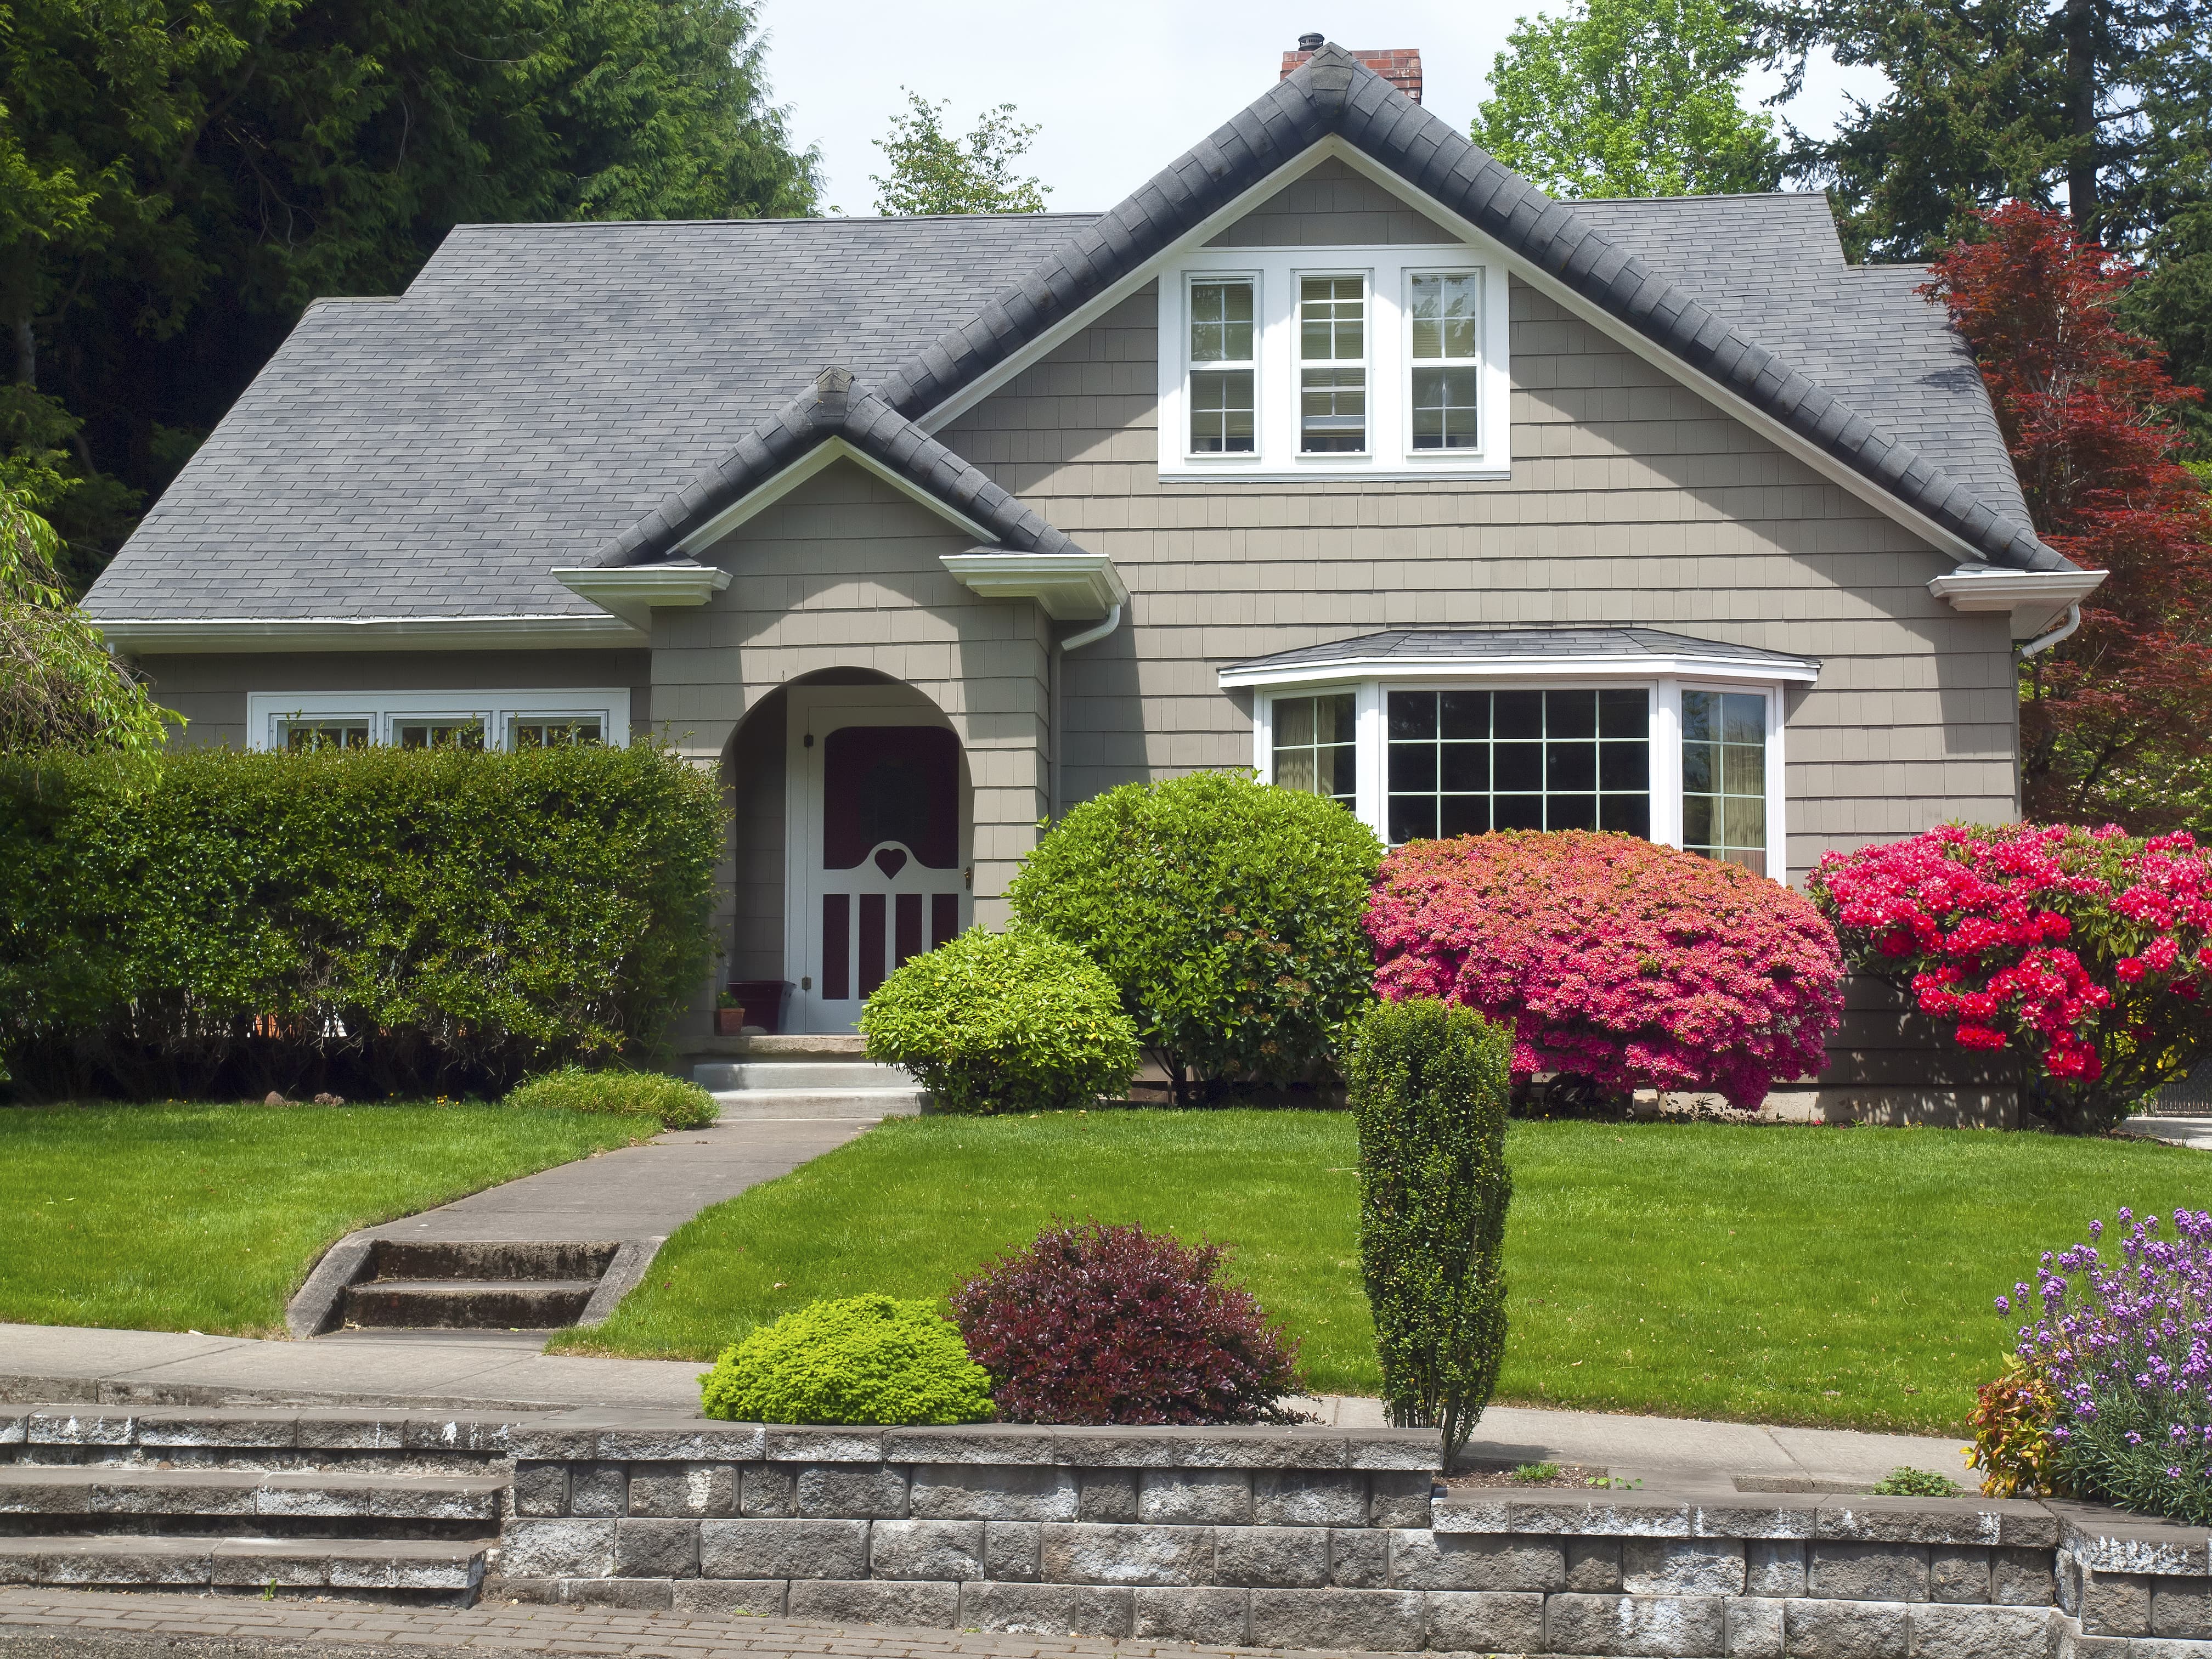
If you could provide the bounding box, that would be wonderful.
[1271,693,1356,806]
[1299,276,1367,453]
[1188,278,1255,454]
[1385,689,1649,844]
[245,690,630,753]
[1161,247,1507,480]
[1681,689,1768,875]
[509,715,603,748]
[394,717,485,750]
[1408,272,1480,451]
[277,717,371,751]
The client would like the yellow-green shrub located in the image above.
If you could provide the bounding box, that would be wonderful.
[698,1295,994,1424]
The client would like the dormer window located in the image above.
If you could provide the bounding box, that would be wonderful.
[1160,246,1508,481]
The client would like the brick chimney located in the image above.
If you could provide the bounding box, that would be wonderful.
[1280,38,1422,104]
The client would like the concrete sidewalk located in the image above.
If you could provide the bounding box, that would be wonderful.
[0,1322,1966,1489]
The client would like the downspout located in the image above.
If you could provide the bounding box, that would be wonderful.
[2018,603,2082,658]
[1050,603,1122,821]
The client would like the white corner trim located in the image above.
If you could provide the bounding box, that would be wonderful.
[678,436,1002,556]
[1927,563,2107,637]
[940,551,1130,620]
[1218,650,1820,691]
[552,562,731,628]
[93,614,647,654]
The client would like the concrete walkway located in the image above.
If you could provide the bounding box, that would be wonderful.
[2119,1114,2212,1152]
[0,1322,1965,1488]
[357,1117,873,1246]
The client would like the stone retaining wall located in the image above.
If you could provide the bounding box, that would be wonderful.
[488,1420,2212,1658]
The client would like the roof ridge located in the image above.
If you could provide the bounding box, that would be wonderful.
[597,39,2066,576]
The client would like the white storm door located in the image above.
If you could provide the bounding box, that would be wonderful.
[783,686,970,1035]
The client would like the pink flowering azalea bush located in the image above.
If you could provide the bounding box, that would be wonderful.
[1996,1208,2212,1522]
[1809,823,2212,1132]
[1365,831,1844,1110]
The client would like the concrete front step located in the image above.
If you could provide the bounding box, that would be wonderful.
[709,1060,912,1091]
[0,1465,507,1523]
[365,1240,619,1282]
[341,1279,599,1330]
[0,1531,492,1594]
[699,1086,923,1119]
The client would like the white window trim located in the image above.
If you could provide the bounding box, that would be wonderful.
[1249,673,1788,878]
[1159,244,1509,482]
[245,688,632,752]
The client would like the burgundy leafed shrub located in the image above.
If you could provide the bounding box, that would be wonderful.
[950,1222,1305,1425]
[1367,831,1845,1110]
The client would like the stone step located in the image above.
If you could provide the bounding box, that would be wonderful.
[708,1060,913,1091]
[365,1239,619,1282]
[0,1531,492,1594]
[0,1465,507,1523]
[697,1085,923,1119]
[341,1279,599,1330]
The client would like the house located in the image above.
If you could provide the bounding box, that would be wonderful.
[83,42,2101,1115]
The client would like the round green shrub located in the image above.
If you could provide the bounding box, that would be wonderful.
[1007,770,1383,1103]
[697,1294,995,1425]
[859,928,1138,1115]
[503,1065,718,1130]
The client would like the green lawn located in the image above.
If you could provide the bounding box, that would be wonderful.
[555,1111,2210,1435]
[0,1101,640,1335]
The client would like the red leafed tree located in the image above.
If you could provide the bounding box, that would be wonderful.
[1922,203,2212,830]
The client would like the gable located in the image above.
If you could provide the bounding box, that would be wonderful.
[1204,155,1459,247]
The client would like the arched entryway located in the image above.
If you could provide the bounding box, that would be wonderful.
[723,670,973,1035]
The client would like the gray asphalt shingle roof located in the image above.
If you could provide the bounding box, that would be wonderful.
[86,44,2059,625]
[1226,627,1822,675]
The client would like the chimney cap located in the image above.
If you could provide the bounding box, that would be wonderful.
[1297,31,1324,49]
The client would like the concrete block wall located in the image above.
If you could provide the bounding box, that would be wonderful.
[488,1420,2212,1658]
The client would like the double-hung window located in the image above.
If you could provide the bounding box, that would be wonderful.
[1299,276,1367,453]
[1162,246,1506,478]
[246,689,631,752]
[1187,277,1256,455]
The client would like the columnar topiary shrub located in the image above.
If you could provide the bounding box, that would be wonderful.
[859,928,1138,1114]
[1996,1208,2212,1521]
[950,1221,1305,1424]
[1369,830,1844,1110]
[1811,823,2212,1132]
[1007,770,1383,1103]
[0,742,724,1100]
[1344,996,1513,1465]
[698,1295,995,1425]
[503,1066,719,1130]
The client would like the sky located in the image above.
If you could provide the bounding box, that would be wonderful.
[749,0,1892,217]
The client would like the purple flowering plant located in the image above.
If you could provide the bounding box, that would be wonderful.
[2002,1207,2212,1521]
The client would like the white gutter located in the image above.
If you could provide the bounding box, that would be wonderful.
[1217,650,1820,691]
[1058,603,1122,652]
[2018,603,2084,658]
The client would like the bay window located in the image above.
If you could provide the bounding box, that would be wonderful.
[1224,631,1814,879]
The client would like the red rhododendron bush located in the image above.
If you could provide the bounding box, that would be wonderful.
[1810,823,2212,1133]
[1365,831,1844,1110]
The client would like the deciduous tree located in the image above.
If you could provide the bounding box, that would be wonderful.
[1922,204,2212,828]
[1472,0,1783,199]
[869,91,1049,216]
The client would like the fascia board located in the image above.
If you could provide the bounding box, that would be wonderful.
[93,614,647,654]
[940,551,1128,620]
[676,436,1000,556]
[907,130,2055,575]
[1217,651,1822,691]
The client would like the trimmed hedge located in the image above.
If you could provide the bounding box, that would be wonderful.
[503,1066,720,1130]
[698,1295,995,1425]
[859,927,1139,1114]
[0,743,724,1100]
[1345,996,1514,1466]
[1007,770,1383,1103]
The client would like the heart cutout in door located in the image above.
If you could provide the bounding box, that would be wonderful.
[874,848,909,878]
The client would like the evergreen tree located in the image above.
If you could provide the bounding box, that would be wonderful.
[870,92,1050,217]
[2,0,821,593]
[1473,0,1783,199]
